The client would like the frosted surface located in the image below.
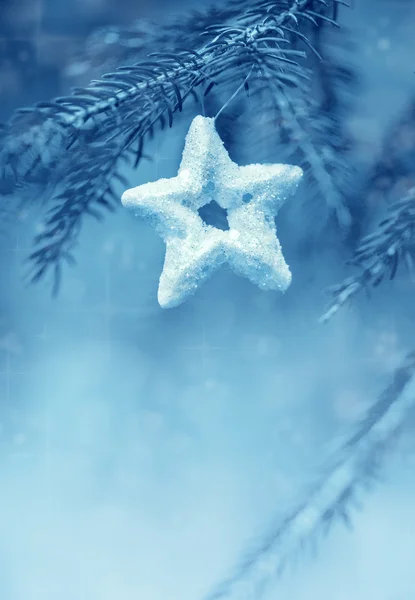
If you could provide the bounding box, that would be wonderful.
[122,115,303,308]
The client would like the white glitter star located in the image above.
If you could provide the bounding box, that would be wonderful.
[122,115,303,308]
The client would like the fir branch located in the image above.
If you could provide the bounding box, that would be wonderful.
[204,351,415,600]
[1,0,344,290]
[25,141,122,295]
[320,187,415,322]
[2,0,334,185]
[320,94,415,322]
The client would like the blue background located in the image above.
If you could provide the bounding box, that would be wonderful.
[0,1,415,599]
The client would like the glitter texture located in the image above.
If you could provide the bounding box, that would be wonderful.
[121,115,303,308]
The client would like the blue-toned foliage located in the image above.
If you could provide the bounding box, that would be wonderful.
[322,97,415,321]
[205,352,415,600]
[0,0,353,291]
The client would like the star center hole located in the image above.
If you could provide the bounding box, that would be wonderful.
[198,200,229,231]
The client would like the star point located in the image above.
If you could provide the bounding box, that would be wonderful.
[122,116,303,308]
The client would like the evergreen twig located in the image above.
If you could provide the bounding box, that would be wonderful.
[320,187,415,322]
[204,351,415,600]
[320,92,415,321]
[0,0,347,291]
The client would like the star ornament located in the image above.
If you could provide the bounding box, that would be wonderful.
[122,115,303,309]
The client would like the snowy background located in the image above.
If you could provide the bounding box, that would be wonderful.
[0,0,415,599]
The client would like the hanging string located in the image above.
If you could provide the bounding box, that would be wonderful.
[214,65,254,122]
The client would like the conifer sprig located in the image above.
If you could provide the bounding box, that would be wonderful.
[0,0,346,290]
[321,187,415,322]
[204,351,415,600]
